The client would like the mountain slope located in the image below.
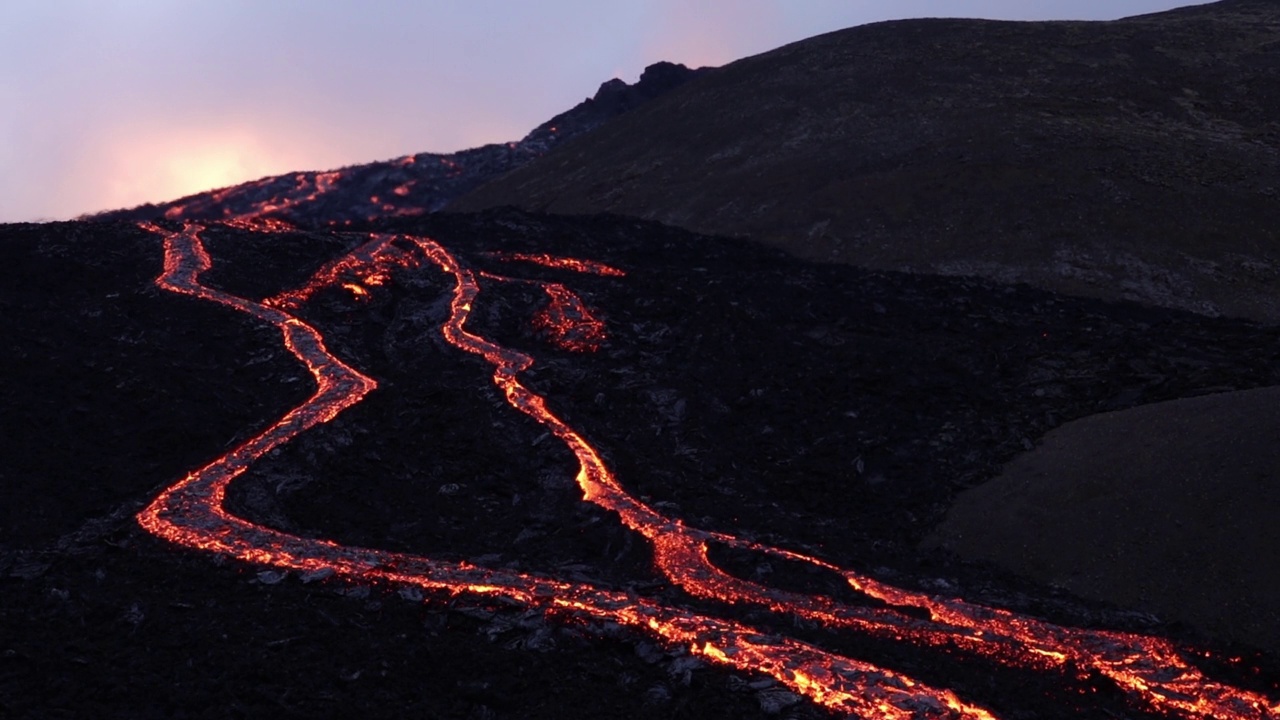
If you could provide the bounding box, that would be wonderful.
[93,62,705,226]
[452,0,1280,321]
[4,212,1278,719]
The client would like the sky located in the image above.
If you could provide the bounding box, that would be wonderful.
[1,0,1209,223]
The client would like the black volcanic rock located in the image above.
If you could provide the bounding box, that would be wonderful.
[452,0,1280,322]
[92,62,706,228]
[2,211,1278,719]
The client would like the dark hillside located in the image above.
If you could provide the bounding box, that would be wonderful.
[6,3,1280,716]
[2,212,1277,718]
[453,0,1280,321]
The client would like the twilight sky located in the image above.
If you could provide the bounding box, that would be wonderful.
[1,1,1207,223]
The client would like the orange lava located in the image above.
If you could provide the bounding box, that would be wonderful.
[135,221,1279,720]
[475,269,613,353]
[531,283,609,352]
[160,171,344,223]
[486,251,627,277]
[138,222,998,719]
[251,171,343,219]
[262,234,425,311]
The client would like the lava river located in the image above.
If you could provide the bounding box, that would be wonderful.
[136,221,1279,720]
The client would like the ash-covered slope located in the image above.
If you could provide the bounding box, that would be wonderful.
[92,62,705,226]
[2,212,1278,719]
[452,0,1280,322]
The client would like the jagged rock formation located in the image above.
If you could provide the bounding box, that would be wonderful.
[452,0,1280,322]
[93,62,706,226]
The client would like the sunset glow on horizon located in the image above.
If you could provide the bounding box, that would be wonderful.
[1,0,1209,223]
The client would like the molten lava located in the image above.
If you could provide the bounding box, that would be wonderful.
[224,217,298,234]
[486,251,627,277]
[160,171,345,223]
[479,252,620,352]
[135,220,1279,720]
[262,235,426,311]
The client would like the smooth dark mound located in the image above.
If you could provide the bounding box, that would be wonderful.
[2,211,1278,718]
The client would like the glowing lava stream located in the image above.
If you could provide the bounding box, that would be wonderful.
[136,222,1278,720]
[475,242,1277,720]
[477,270,610,353]
[137,222,995,720]
[137,221,1280,712]
[483,251,627,277]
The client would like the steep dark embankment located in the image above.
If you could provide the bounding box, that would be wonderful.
[453,0,1280,321]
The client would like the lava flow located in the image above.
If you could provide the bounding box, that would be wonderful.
[484,250,627,277]
[135,221,1279,720]
[137,222,995,719]
[478,264,613,353]
[160,170,345,223]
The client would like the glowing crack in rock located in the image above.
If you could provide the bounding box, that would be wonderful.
[477,267,612,353]
[485,251,627,277]
[136,221,1279,720]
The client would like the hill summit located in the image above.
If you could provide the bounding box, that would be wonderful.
[453,0,1280,321]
